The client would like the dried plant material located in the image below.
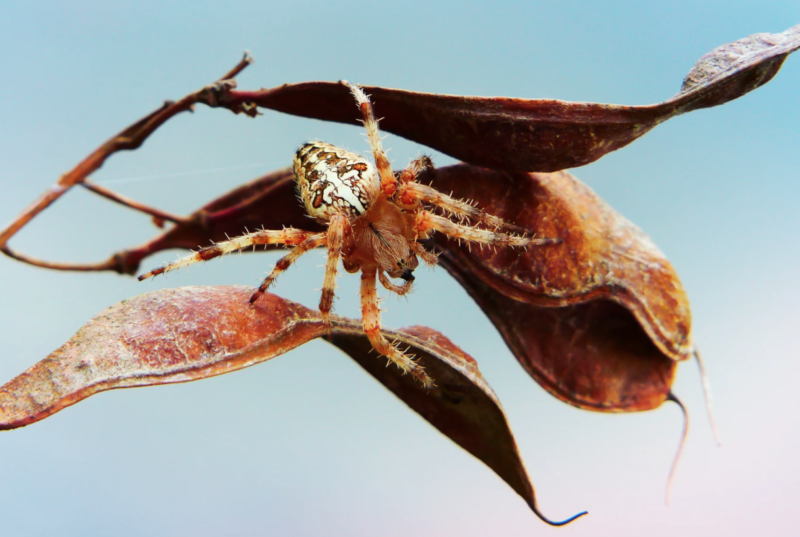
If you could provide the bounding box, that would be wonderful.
[442,262,676,412]
[88,163,689,414]
[426,165,689,412]
[222,25,799,172]
[3,26,796,273]
[0,53,256,272]
[0,286,586,526]
[425,166,692,365]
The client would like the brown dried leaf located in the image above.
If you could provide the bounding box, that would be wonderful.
[109,163,688,413]
[0,286,585,526]
[224,25,799,171]
[428,166,686,411]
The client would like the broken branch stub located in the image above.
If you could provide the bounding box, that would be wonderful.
[0,286,586,527]
[222,25,799,172]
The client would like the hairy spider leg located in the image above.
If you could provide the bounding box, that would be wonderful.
[394,156,528,233]
[138,228,319,280]
[409,240,439,267]
[414,211,560,248]
[361,267,433,388]
[249,233,328,303]
[378,270,413,295]
[319,215,350,329]
[400,181,529,234]
[342,82,397,198]
[397,155,433,185]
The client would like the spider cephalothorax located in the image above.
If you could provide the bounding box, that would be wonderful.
[140,82,559,387]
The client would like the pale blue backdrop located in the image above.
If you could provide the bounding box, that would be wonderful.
[1,1,798,536]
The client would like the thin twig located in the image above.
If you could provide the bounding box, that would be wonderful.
[81,182,193,227]
[0,53,255,272]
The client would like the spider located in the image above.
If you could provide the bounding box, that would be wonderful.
[139,82,560,387]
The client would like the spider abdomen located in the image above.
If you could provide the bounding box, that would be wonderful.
[293,141,381,221]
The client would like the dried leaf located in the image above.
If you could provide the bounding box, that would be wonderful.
[426,166,692,358]
[108,163,689,413]
[442,259,676,412]
[0,286,585,526]
[223,25,799,171]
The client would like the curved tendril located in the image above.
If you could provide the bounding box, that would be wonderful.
[529,502,588,526]
[665,391,689,505]
[694,348,722,446]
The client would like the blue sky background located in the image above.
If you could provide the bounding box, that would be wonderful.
[0,2,798,535]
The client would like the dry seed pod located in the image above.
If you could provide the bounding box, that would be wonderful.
[221,25,800,172]
[0,286,586,527]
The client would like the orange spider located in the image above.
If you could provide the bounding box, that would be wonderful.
[139,82,559,387]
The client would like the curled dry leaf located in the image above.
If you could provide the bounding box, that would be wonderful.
[0,286,586,526]
[427,166,688,412]
[222,25,799,171]
[106,163,688,414]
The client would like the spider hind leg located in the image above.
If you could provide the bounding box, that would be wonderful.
[138,228,320,281]
[250,232,327,303]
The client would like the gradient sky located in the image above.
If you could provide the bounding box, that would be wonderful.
[1,2,799,536]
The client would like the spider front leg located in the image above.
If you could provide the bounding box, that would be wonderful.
[413,211,560,248]
[361,267,433,388]
[250,232,328,303]
[397,156,433,186]
[138,228,320,280]
[396,158,527,234]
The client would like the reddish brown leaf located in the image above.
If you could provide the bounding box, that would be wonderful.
[427,166,690,413]
[0,286,586,526]
[106,163,688,414]
[223,25,799,172]
[442,260,676,412]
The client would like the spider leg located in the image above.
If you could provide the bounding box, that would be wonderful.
[361,267,433,388]
[138,228,319,280]
[414,211,560,248]
[319,215,350,330]
[394,156,527,233]
[397,156,433,186]
[409,240,439,267]
[250,232,328,303]
[400,181,529,234]
[342,81,397,198]
[378,270,413,296]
